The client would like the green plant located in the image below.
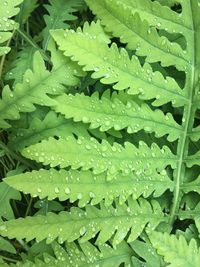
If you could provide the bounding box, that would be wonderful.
[0,0,200,266]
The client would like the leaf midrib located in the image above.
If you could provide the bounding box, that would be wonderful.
[57,96,182,134]
[170,1,197,222]
[62,32,187,102]
[95,0,189,65]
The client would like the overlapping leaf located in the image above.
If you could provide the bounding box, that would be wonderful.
[4,168,173,207]
[0,198,165,245]
[150,232,200,267]
[0,0,24,56]
[53,91,182,141]
[42,0,84,49]
[8,111,89,151]
[86,0,189,70]
[0,44,82,128]
[22,135,176,179]
[51,27,186,107]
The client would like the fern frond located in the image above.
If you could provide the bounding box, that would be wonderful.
[180,175,200,195]
[179,202,200,233]
[130,238,162,267]
[150,231,200,267]
[53,91,182,141]
[189,125,200,142]
[8,111,89,151]
[52,241,133,267]
[22,135,176,179]
[0,236,16,254]
[5,46,36,83]
[4,168,173,207]
[51,28,186,106]
[79,20,111,44]
[185,151,200,168]
[0,198,165,245]
[16,0,38,25]
[9,241,133,267]
[42,0,84,50]
[108,0,186,33]
[0,44,83,129]
[0,181,21,220]
[0,0,24,56]
[86,0,188,70]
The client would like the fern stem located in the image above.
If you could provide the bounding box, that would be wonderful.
[0,255,18,263]
[170,103,194,223]
[0,141,36,169]
[16,28,50,62]
[0,158,9,172]
[170,2,197,223]
[25,197,33,217]
[0,33,14,84]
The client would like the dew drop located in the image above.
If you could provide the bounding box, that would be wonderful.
[55,187,59,193]
[0,225,7,231]
[101,145,108,152]
[126,102,132,109]
[77,139,82,145]
[160,170,167,176]
[104,73,110,78]
[89,192,95,198]
[79,226,86,236]
[37,188,42,193]
[86,144,91,150]
[105,121,110,126]
[65,187,71,194]
[127,207,131,213]
[77,193,82,199]
[82,116,89,123]
[147,28,151,34]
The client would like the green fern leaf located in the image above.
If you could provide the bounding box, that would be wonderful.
[0,198,165,245]
[0,181,21,220]
[108,0,185,33]
[150,231,200,267]
[179,203,200,234]
[53,91,182,141]
[8,241,133,267]
[1,0,200,264]
[5,46,36,83]
[8,111,90,151]
[80,20,111,44]
[130,238,162,267]
[0,0,24,56]
[50,241,134,267]
[22,135,176,179]
[189,125,200,142]
[185,150,200,167]
[180,175,200,195]
[86,0,188,70]
[0,43,82,129]
[0,236,16,254]
[51,27,186,106]
[16,0,38,25]
[4,168,173,207]
[42,0,84,49]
